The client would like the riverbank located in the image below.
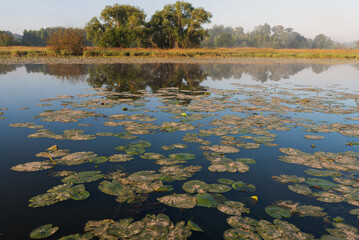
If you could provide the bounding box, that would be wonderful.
[0,47,359,64]
[0,56,358,65]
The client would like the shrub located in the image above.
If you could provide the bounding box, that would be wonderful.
[47,28,85,55]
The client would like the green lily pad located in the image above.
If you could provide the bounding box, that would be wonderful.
[265,206,291,219]
[130,140,151,148]
[29,184,89,208]
[30,224,59,239]
[89,156,108,164]
[304,169,341,177]
[232,181,256,192]
[168,153,195,160]
[113,132,138,139]
[98,180,131,196]
[217,178,235,185]
[305,178,338,190]
[182,180,208,194]
[62,171,104,184]
[187,220,203,232]
[236,158,256,164]
[196,193,218,208]
[125,147,146,155]
[208,184,232,193]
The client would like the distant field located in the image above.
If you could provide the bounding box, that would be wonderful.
[1,46,359,59]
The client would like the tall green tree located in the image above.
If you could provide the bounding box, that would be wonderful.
[0,31,16,46]
[85,4,146,48]
[147,1,212,48]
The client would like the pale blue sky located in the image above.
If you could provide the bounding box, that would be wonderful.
[1,0,358,42]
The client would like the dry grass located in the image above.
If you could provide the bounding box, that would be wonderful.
[1,46,359,59]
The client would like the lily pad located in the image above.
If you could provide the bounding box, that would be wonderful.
[89,157,108,164]
[187,220,203,232]
[168,153,195,160]
[62,171,104,184]
[236,158,256,164]
[140,153,165,160]
[217,201,250,216]
[305,178,338,190]
[288,184,312,195]
[265,206,291,219]
[312,191,345,203]
[11,161,53,172]
[272,175,305,183]
[217,178,235,185]
[29,184,89,208]
[182,180,208,193]
[207,184,232,193]
[303,135,325,140]
[196,193,218,208]
[109,154,134,162]
[232,181,256,192]
[30,224,59,239]
[157,194,196,209]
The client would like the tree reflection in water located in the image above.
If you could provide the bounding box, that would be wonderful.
[0,62,348,87]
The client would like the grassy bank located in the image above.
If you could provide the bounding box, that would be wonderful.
[1,46,359,59]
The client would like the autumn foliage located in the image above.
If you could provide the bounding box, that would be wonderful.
[47,28,85,55]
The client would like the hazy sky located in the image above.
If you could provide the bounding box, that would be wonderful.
[1,0,358,42]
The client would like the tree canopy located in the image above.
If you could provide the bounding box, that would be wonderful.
[201,24,339,49]
[0,31,17,46]
[85,4,146,48]
[146,1,212,48]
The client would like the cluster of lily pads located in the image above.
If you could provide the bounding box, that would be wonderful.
[8,82,359,239]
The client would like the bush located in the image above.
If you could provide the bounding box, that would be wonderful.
[47,28,85,55]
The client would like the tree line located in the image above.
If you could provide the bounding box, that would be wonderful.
[0,1,358,52]
[201,24,344,49]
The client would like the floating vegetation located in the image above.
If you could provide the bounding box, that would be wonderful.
[157,194,197,209]
[162,143,188,151]
[303,135,325,140]
[217,201,250,216]
[288,184,312,195]
[201,145,240,153]
[11,161,53,172]
[265,206,291,219]
[115,140,151,155]
[272,174,305,183]
[30,224,59,239]
[62,171,104,184]
[232,181,256,192]
[82,214,191,240]
[8,66,359,239]
[57,151,97,165]
[207,157,250,173]
[29,184,90,208]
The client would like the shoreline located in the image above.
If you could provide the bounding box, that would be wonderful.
[0,56,358,65]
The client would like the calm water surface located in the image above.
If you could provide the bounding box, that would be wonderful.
[1,62,359,239]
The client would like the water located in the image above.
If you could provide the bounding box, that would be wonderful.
[1,62,359,239]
